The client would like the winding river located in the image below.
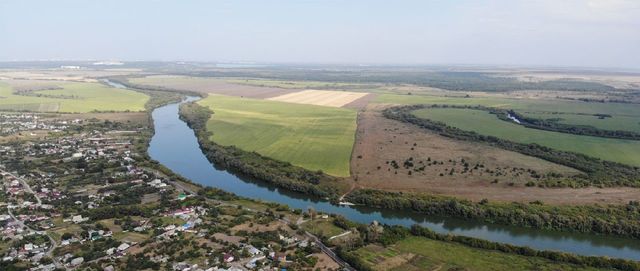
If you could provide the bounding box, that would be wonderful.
[147,97,640,261]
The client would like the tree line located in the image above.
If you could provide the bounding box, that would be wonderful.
[184,69,620,93]
[335,218,640,271]
[427,104,640,140]
[346,189,640,239]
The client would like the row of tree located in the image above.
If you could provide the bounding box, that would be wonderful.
[346,189,640,238]
[185,69,619,92]
[335,219,640,271]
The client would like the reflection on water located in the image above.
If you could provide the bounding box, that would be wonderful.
[148,98,640,261]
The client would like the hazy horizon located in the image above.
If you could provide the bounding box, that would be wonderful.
[1,0,639,69]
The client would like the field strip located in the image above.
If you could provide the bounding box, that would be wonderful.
[267,90,369,108]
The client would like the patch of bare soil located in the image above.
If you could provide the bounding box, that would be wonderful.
[350,104,640,204]
[343,93,378,110]
[212,233,244,245]
[311,252,341,270]
[230,221,285,234]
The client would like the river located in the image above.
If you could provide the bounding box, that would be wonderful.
[147,97,640,261]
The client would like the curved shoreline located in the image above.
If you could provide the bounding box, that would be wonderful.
[148,98,640,261]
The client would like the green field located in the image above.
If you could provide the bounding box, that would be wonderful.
[197,94,357,176]
[412,107,640,166]
[0,81,149,112]
[302,219,345,238]
[376,93,640,132]
[521,112,640,133]
[354,236,611,271]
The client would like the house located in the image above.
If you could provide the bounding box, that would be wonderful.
[88,230,107,240]
[223,253,234,263]
[117,243,130,252]
[274,252,287,262]
[169,207,193,217]
[246,245,263,256]
[70,257,84,266]
[72,215,88,223]
[149,179,167,188]
[278,234,297,245]
[24,243,34,251]
[245,256,266,269]
[105,248,115,255]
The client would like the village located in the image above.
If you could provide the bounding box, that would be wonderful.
[0,113,80,137]
[0,113,356,271]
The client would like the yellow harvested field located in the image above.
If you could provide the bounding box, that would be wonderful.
[267,90,369,107]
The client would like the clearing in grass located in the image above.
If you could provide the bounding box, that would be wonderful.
[0,81,149,112]
[197,94,357,176]
[412,107,640,166]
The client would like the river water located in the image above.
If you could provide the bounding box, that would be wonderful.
[147,97,640,261]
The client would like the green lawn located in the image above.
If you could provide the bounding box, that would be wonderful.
[198,94,357,176]
[375,93,640,133]
[355,236,612,271]
[412,107,640,166]
[0,81,149,112]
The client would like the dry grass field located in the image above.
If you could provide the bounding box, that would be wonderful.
[267,89,370,107]
[350,104,640,204]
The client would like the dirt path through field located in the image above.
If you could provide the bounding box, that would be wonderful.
[350,104,640,205]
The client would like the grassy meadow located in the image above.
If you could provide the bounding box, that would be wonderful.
[0,81,149,112]
[412,107,640,166]
[521,112,640,133]
[197,94,357,176]
[354,236,611,271]
[375,93,640,133]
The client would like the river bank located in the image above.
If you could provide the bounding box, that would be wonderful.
[146,97,640,261]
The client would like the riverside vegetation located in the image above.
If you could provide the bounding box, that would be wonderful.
[180,99,640,240]
[337,222,640,271]
[178,101,343,199]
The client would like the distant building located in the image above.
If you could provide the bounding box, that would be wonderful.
[223,253,234,263]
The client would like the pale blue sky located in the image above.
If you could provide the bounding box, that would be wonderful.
[1,0,639,68]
